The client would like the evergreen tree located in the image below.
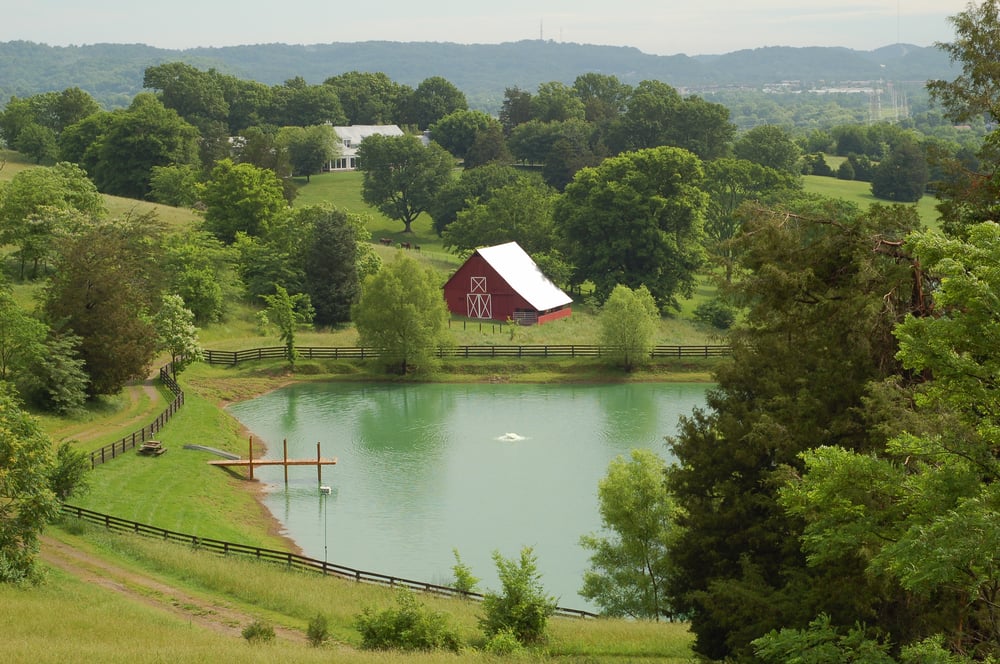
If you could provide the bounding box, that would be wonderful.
[303,207,361,327]
[666,199,926,659]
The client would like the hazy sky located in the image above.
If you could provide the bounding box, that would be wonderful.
[5,1,970,56]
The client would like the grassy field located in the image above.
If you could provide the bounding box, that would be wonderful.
[10,149,944,662]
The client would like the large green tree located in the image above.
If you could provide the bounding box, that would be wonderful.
[870,139,929,202]
[597,284,659,372]
[580,448,680,620]
[43,216,163,396]
[301,206,362,327]
[356,134,454,233]
[90,93,200,198]
[324,71,408,125]
[402,76,467,130]
[429,109,501,162]
[665,200,926,660]
[0,385,59,584]
[278,124,339,182]
[0,161,105,279]
[428,163,525,236]
[201,159,288,243]
[442,181,557,256]
[780,222,1000,660]
[554,146,707,310]
[352,253,451,374]
[733,124,802,174]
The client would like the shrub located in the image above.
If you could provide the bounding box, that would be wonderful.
[355,589,461,652]
[241,619,275,644]
[451,548,480,595]
[483,627,524,656]
[306,613,329,647]
[479,547,556,645]
[693,299,736,330]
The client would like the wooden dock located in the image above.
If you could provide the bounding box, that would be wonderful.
[208,438,337,483]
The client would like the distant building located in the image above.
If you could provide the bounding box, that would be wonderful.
[324,124,404,171]
[443,242,572,325]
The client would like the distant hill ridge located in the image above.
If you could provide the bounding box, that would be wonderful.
[0,39,956,110]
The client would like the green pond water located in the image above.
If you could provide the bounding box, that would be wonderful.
[227,381,709,611]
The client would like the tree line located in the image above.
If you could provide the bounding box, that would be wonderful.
[3,4,1000,660]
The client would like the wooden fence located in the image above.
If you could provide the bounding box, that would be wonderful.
[59,503,598,619]
[203,344,731,365]
[88,365,185,470]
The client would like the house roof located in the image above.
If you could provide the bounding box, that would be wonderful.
[332,124,403,145]
[473,242,572,311]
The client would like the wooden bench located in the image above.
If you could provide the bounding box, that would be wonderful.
[138,440,166,456]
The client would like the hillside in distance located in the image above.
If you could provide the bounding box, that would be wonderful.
[0,39,956,111]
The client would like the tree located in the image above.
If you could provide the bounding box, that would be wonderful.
[154,294,203,379]
[143,62,231,167]
[580,449,679,620]
[268,76,347,127]
[499,86,532,135]
[479,547,557,645]
[530,81,586,122]
[573,73,631,122]
[0,384,59,584]
[427,163,524,236]
[0,288,47,382]
[278,124,338,182]
[442,181,557,256]
[161,231,237,324]
[324,71,408,125]
[0,161,105,279]
[43,217,163,396]
[261,285,314,368]
[597,285,659,372]
[352,253,450,374]
[201,159,288,243]
[871,140,929,202]
[302,206,362,326]
[14,123,58,164]
[463,122,511,169]
[356,134,454,233]
[18,331,88,415]
[780,222,1000,660]
[90,93,200,198]
[554,146,707,310]
[702,158,800,282]
[733,124,802,174]
[665,201,925,660]
[428,109,501,162]
[148,163,201,208]
[49,441,90,502]
[402,76,467,130]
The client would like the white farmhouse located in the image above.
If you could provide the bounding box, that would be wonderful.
[325,124,404,171]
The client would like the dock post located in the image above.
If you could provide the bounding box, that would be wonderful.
[283,439,289,486]
[248,436,255,480]
[317,442,322,484]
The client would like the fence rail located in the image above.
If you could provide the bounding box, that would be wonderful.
[59,504,598,619]
[203,344,731,365]
[88,365,184,470]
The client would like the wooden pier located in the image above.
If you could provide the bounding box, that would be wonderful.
[208,438,337,484]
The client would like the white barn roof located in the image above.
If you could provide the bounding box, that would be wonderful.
[475,242,572,311]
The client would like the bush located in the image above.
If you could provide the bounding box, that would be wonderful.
[355,589,461,652]
[306,613,329,647]
[479,547,556,645]
[693,299,736,330]
[241,619,275,644]
[452,548,480,595]
[483,627,524,656]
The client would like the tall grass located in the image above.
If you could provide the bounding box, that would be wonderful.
[27,521,696,663]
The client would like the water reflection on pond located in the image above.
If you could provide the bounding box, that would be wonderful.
[227,381,709,610]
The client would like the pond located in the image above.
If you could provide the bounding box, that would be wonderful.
[227,381,710,611]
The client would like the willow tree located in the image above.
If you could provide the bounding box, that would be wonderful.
[351,253,450,374]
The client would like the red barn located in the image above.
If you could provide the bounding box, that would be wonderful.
[443,242,572,325]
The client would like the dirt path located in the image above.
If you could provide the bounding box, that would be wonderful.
[39,535,308,644]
